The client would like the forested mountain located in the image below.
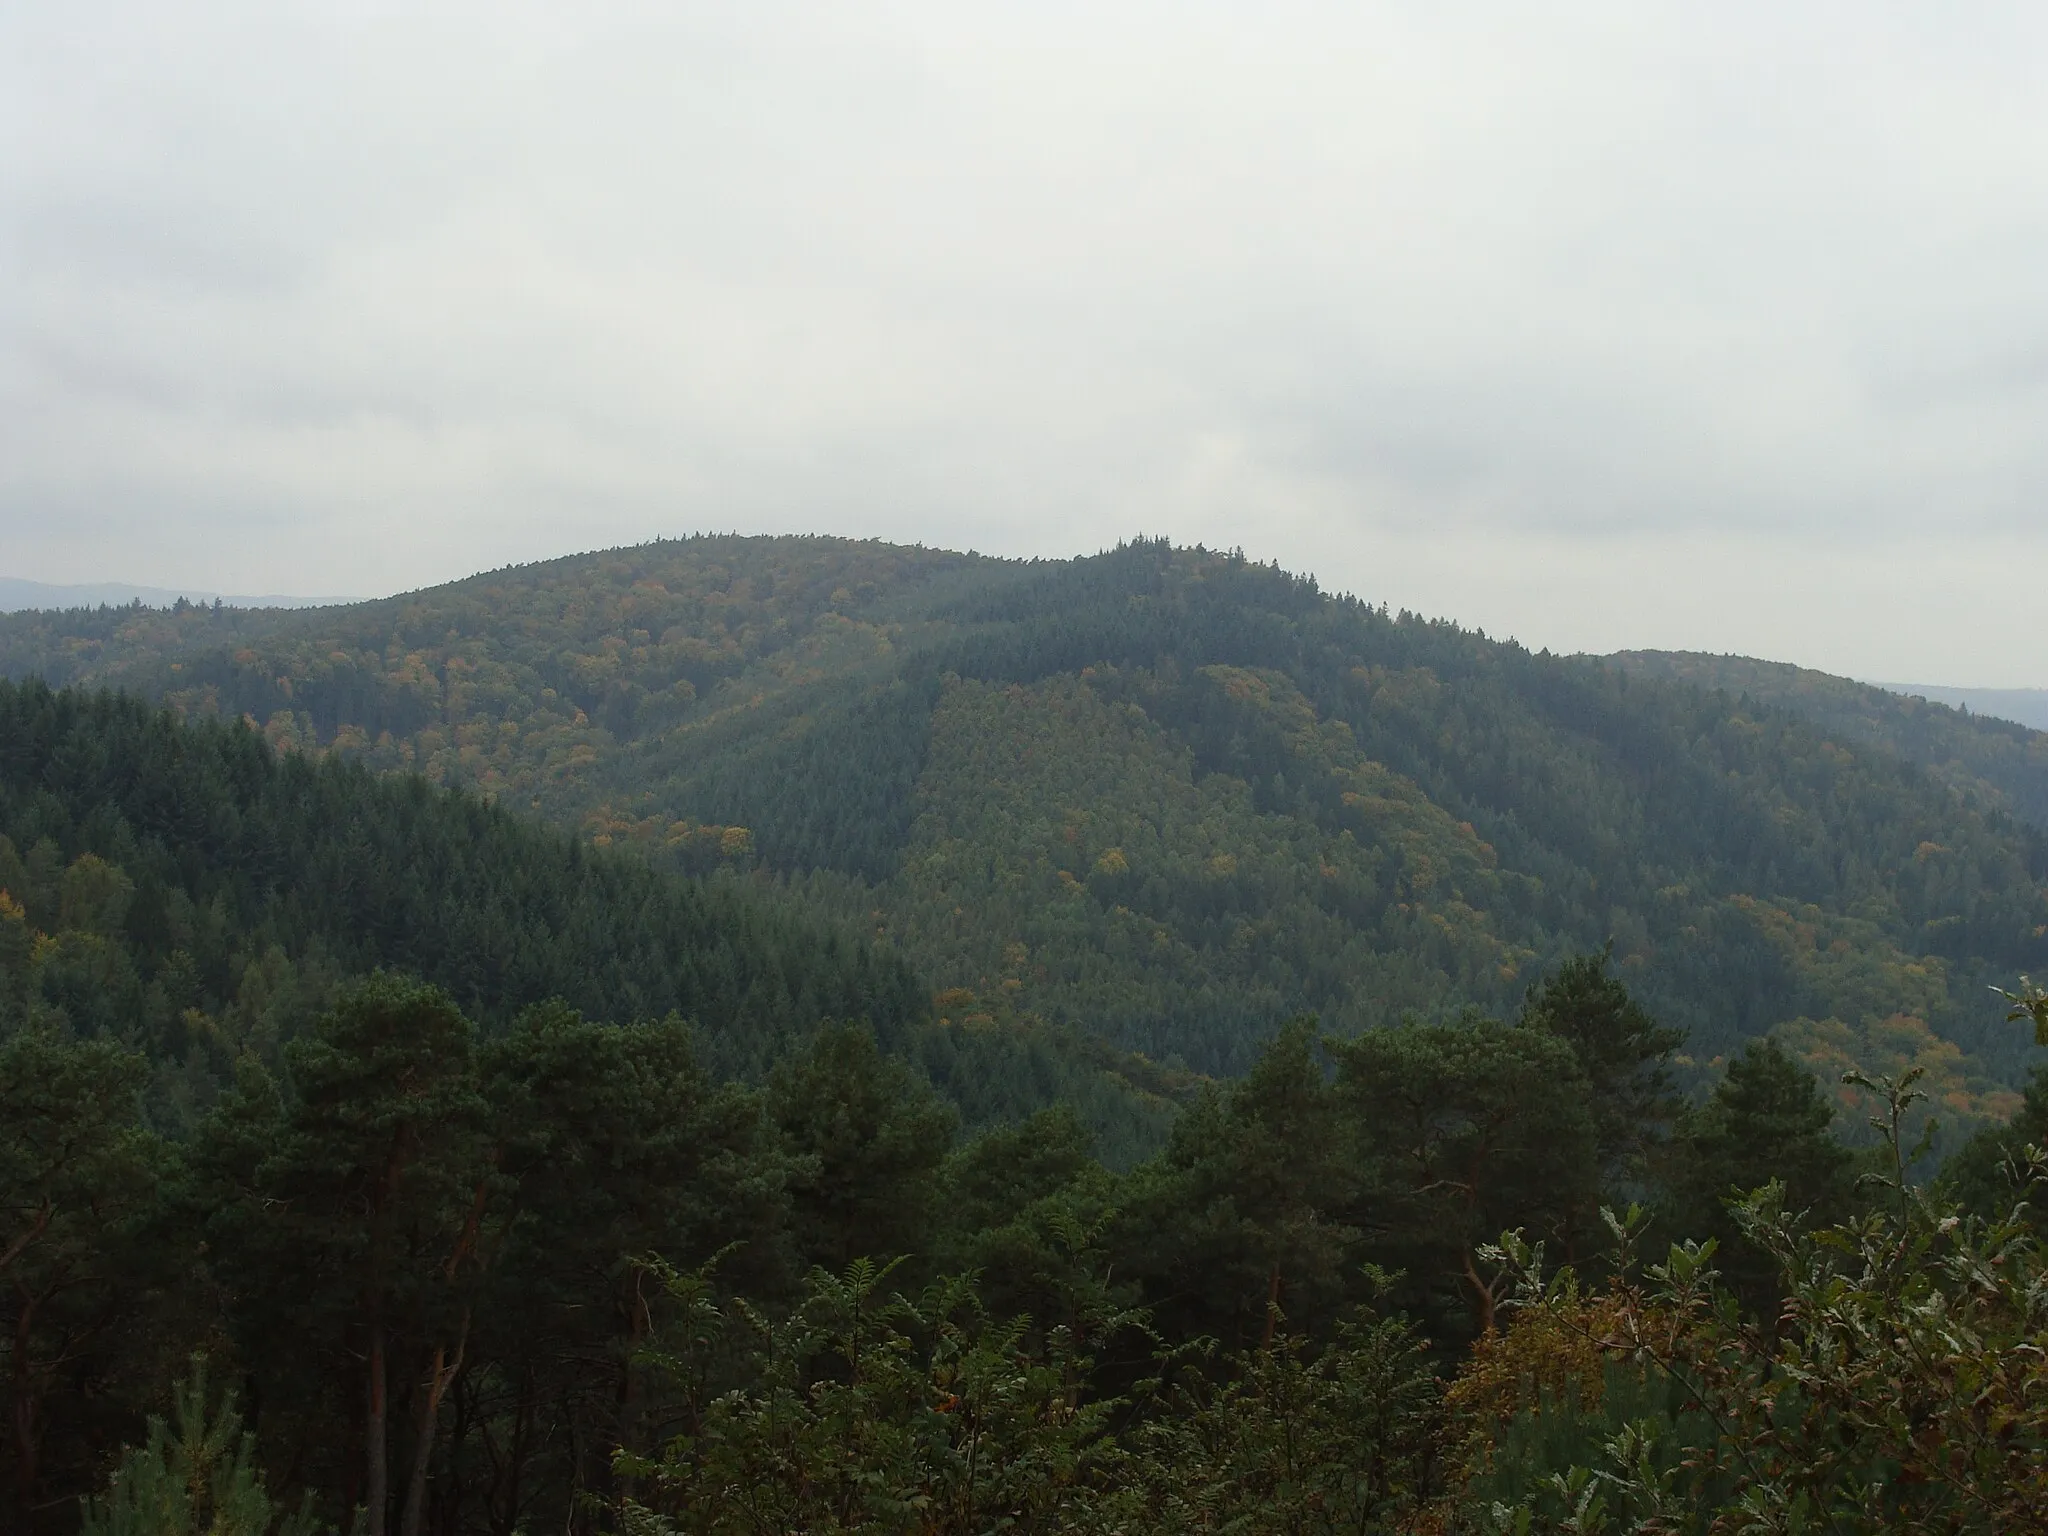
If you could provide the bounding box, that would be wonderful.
[11,564,2048,1532]
[6,537,2047,1119]
[0,679,1173,1151]
[1612,649,2048,828]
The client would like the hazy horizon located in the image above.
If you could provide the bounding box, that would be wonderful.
[8,7,2048,682]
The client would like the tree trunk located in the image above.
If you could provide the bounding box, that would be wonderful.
[11,1286,37,1533]
[1461,1248,1498,1336]
[442,1370,475,1536]
[499,1368,535,1536]
[613,1269,651,1502]
[366,1320,389,1536]
[402,1326,467,1536]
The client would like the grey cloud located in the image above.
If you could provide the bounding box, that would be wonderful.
[4,3,2048,678]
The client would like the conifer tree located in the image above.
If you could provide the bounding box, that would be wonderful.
[769,1023,956,1272]
[1659,1035,1856,1306]
[1,1033,175,1529]
[80,1358,324,1536]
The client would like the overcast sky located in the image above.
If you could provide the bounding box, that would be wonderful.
[4,4,2046,682]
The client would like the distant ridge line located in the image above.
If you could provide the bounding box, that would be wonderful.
[1870,682,2048,734]
[0,577,360,613]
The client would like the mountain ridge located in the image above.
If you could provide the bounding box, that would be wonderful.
[0,576,358,612]
[1609,649,2048,829]
[1874,682,2048,733]
[6,535,2044,1123]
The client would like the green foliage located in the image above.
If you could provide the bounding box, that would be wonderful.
[81,1358,324,1536]
[1612,647,2048,831]
[0,675,1173,1153]
[13,552,2048,1530]
[1466,1072,2048,1533]
[57,949,1665,1533]
[1120,1307,1444,1535]
[1333,1015,1599,1337]
[1517,950,1682,1178]
[942,1105,1097,1238]
[1117,1018,1360,1347]
[620,1258,1445,1536]
[197,977,495,1536]
[193,981,800,1536]
[23,899,2048,1535]
[1,1031,185,1528]
[769,1023,958,1272]
[0,677,929,1091]
[460,1004,789,1522]
[1458,1362,1710,1520]
[618,1260,1129,1535]
[7,537,2044,1095]
[1997,974,2048,1045]
[1657,1037,1856,1305]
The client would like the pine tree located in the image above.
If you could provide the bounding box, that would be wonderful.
[81,1358,325,1536]
[1660,1036,1856,1306]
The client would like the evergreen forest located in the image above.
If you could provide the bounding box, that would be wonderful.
[9,539,2048,1531]
[5,536,2047,1121]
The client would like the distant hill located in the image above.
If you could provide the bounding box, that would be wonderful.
[0,577,355,613]
[1875,683,2048,734]
[6,537,2046,1122]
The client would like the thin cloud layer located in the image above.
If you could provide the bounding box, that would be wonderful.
[4,4,2046,680]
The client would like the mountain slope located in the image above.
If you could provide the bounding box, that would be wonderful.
[0,678,1177,1154]
[6,537,2045,1112]
[1611,651,2048,829]
[0,676,928,1071]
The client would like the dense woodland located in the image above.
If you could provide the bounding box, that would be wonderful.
[8,690,2048,1531]
[11,540,2048,1530]
[5,537,2047,1124]
[0,680,1179,1153]
[1612,648,2048,831]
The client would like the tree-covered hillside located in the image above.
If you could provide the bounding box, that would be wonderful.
[1611,649,2048,829]
[6,538,2046,1113]
[0,679,1175,1152]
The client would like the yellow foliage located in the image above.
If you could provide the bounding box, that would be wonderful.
[1445,1289,1629,1432]
[1777,1011,2021,1130]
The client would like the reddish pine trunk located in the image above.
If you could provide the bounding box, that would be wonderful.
[402,1326,467,1536]
[366,1321,389,1536]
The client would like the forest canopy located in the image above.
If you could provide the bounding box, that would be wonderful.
[6,588,2048,1528]
[12,947,2048,1533]
[5,536,2045,1115]
[0,677,1173,1151]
